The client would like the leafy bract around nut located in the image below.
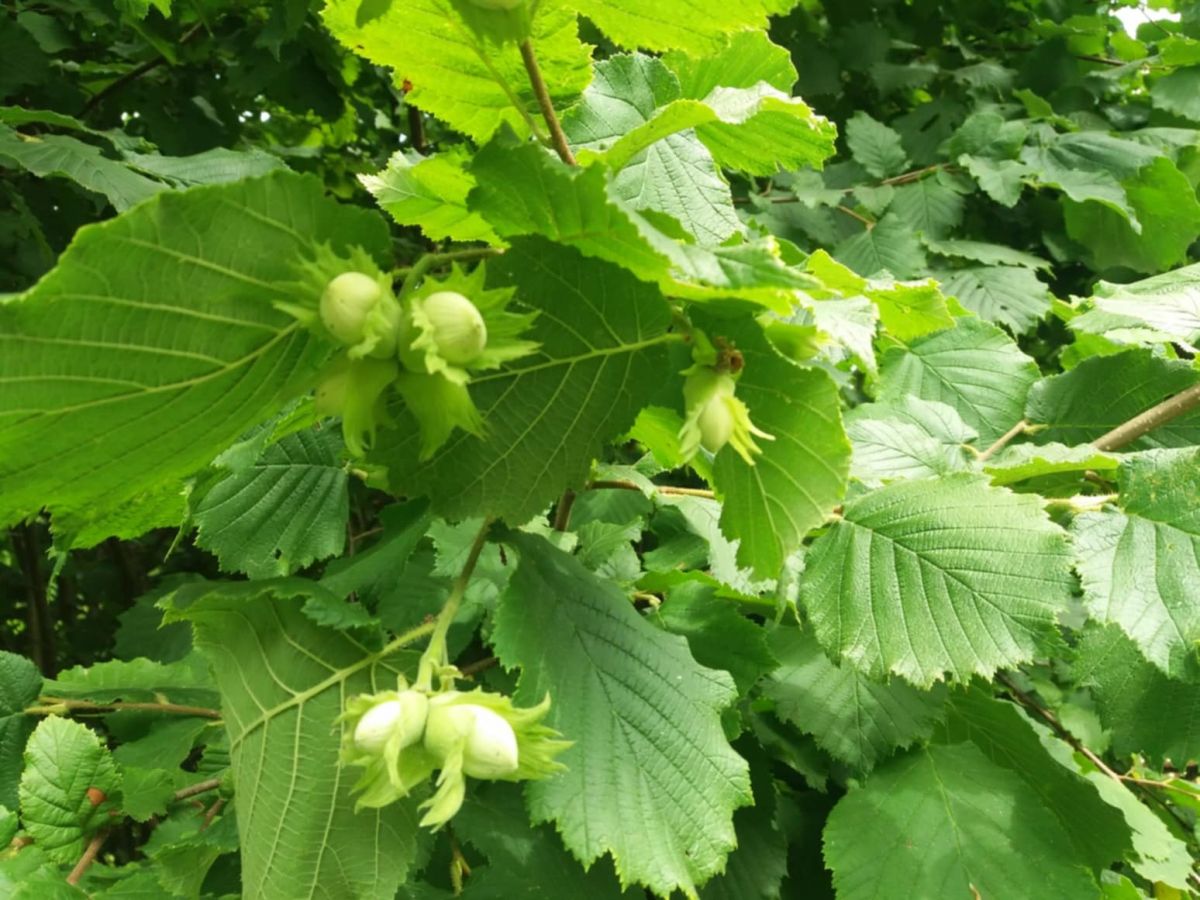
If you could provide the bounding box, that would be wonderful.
[392,370,483,460]
[397,264,538,382]
[416,688,570,828]
[394,263,538,458]
[341,683,569,828]
[279,242,401,361]
[314,355,399,456]
[679,367,773,465]
[339,687,437,810]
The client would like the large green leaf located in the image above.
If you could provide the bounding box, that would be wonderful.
[1064,158,1200,274]
[1151,65,1200,121]
[454,783,634,899]
[938,690,1132,874]
[468,138,816,311]
[567,53,835,179]
[801,475,1074,686]
[663,30,796,98]
[0,172,389,530]
[765,628,946,771]
[843,112,908,179]
[373,239,674,523]
[697,745,787,900]
[833,213,927,280]
[824,744,1099,900]
[877,318,1039,445]
[938,265,1053,334]
[19,717,120,864]
[0,126,286,211]
[561,55,741,244]
[194,427,349,579]
[1026,349,1200,449]
[0,651,42,809]
[491,533,751,898]
[692,310,848,576]
[163,581,422,900]
[889,176,964,239]
[1020,131,1159,227]
[1071,262,1200,349]
[1072,448,1200,677]
[0,126,160,211]
[1071,624,1200,764]
[567,0,800,56]
[845,397,976,487]
[322,0,591,143]
[360,149,500,245]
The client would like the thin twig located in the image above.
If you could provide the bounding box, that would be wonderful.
[1091,383,1200,450]
[1074,54,1127,67]
[879,163,946,186]
[459,656,498,678]
[997,670,1172,837]
[28,698,221,719]
[66,829,108,885]
[977,419,1027,462]
[79,23,204,117]
[173,778,222,802]
[1119,772,1200,800]
[997,674,1126,780]
[519,39,576,165]
[587,479,716,500]
[836,205,875,228]
[200,797,225,831]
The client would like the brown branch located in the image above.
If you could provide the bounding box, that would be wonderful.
[29,697,221,719]
[173,778,223,802]
[1091,383,1200,451]
[459,656,498,678]
[200,797,225,831]
[552,489,576,531]
[997,674,1127,782]
[879,163,945,186]
[66,828,109,885]
[977,419,1027,462]
[79,23,204,118]
[519,40,576,166]
[10,524,54,676]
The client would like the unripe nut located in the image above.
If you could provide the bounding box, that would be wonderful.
[424,701,519,779]
[697,395,735,453]
[321,272,382,347]
[353,691,429,753]
[422,291,488,366]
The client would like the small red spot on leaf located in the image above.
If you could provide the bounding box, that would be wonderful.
[86,787,105,806]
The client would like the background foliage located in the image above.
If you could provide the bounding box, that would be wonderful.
[3,0,1200,898]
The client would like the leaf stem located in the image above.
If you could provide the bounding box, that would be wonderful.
[26,698,222,719]
[1091,383,1200,451]
[398,247,503,294]
[416,519,493,689]
[519,39,576,166]
[977,419,1027,462]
